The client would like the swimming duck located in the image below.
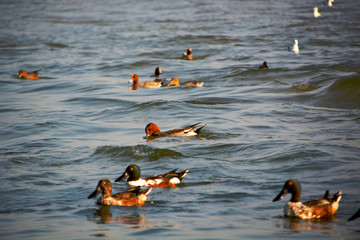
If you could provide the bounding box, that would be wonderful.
[273,179,342,219]
[259,61,269,69]
[129,74,165,89]
[153,67,161,78]
[145,122,206,137]
[115,164,189,188]
[348,208,360,221]
[313,7,321,18]
[18,70,40,80]
[167,77,204,87]
[183,48,194,60]
[288,39,299,54]
[88,179,152,207]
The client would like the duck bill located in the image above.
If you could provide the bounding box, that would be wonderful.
[88,189,100,199]
[115,171,129,182]
[273,189,287,202]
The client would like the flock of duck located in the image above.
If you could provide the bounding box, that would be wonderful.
[17,0,359,222]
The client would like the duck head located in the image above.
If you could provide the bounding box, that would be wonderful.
[18,70,26,78]
[154,67,161,77]
[115,164,141,182]
[273,178,302,203]
[187,48,192,55]
[88,179,112,199]
[129,74,139,85]
[145,123,161,136]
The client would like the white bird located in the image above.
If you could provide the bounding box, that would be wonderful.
[288,39,299,54]
[328,0,333,7]
[313,7,321,18]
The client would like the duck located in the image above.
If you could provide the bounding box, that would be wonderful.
[145,122,206,137]
[88,179,152,207]
[183,48,194,60]
[18,69,40,80]
[348,208,360,221]
[259,61,269,69]
[129,74,165,89]
[288,39,299,54]
[273,179,342,219]
[115,164,189,188]
[328,0,333,7]
[153,67,162,78]
[167,77,204,87]
[313,7,321,18]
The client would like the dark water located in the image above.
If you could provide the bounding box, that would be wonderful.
[1,0,360,239]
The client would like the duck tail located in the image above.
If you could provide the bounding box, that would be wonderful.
[333,191,342,203]
[323,190,330,199]
[144,187,152,196]
[195,124,207,134]
[179,168,189,179]
[167,169,178,174]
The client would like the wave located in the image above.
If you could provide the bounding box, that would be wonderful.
[94,145,183,161]
[314,76,360,109]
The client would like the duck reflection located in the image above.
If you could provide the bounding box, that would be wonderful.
[274,215,337,233]
[92,206,147,227]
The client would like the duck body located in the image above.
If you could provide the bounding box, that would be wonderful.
[167,77,204,87]
[130,74,164,88]
[88,179,151,207]
[18,70,40,80]
[273,179,342,219]
[288,39,299,53]
[115,164,189,188]
[145,122,206,137]
[183,48,194,60]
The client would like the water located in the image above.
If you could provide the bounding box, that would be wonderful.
[1,0,360,239]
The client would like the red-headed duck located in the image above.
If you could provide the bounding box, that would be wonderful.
[115,164,189,188]
[129,74,165,89]
[145,122,206,137]
[167,77,204,87]
[88,179,152,207]
[183,48,194,60]
[18,70,40,80]
[273,179,342,219]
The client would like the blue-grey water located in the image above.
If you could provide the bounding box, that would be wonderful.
[1,0,360,239]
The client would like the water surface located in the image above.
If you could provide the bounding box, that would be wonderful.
[1,0,360,239]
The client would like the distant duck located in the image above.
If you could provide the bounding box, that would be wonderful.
[18,69,40,80]
[145,122,206,137]
[328,0,333,7]
[273,179,342,219]
[153,67,161,78]
[259,61,269,69]
[348,208,360,221]
[115,164,189,188]
[313,7,321,18]
[288,39,299,54]
[167,77,204,87]
[183,48,194,60]
[88,179,152,207]
[129,74,165,89]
